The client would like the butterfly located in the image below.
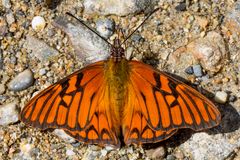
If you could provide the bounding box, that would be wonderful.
[20,37,221,147]
[20,9,221,147]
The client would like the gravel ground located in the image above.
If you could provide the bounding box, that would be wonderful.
[0,0,240,159]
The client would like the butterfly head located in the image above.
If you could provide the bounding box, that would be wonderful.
[110,38,125,62]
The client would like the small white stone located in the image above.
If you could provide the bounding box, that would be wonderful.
[66,148,75,156]
[214,91,228,104]
[31,16,46,31]
[105,145,114,151]
[39,68,47,76]
[0,102,19,126]
[127,146,133,154]
[101,149,108,157]
[20,141,34,157]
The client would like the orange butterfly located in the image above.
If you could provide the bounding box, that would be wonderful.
[20,37,221,147]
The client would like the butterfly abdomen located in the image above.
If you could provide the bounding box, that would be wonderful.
[104,58,130,134]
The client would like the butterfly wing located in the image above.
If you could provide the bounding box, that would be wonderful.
[20,61,120,146]
[123,61,221,144]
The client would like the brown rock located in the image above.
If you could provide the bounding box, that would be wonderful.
[187,31,227,73]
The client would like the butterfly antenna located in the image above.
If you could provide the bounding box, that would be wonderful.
[121,7,160,45]
[66,12,113,46]
[120,28,127,49]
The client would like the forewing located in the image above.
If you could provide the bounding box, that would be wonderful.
[123,61,221,144]
[20,61,119,146]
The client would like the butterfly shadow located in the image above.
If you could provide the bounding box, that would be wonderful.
[209,103,240,134]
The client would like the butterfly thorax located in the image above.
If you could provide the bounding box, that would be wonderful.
[110,38,125,62]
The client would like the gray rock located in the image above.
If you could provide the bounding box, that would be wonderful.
[83,0,154,16]
[8,69,34,91]
[96,18,115,39]
[185,66,194,75]
[25,35,59,62]
[131,34,143,42]
[0,102,19,126]
[180,132,240,160]
[53,16,109,63]
[193,64,203,77]
[166,155,176,160]
[53,129,77,143]
[2,0,11,9]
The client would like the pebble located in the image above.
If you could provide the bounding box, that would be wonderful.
[174,149,184,159]
[83,0,152,16]
[39,68,47,76]
[83,148,100,160]
[224,1,240,35]
[166,155,175,160]
[0,17,8,36]
[127,146,133,154]
[101,149,108,157]
[187,31,227,73]
[185,66,194,75]
[26,35,59,62]
[105,145,115,151]
[20,141,34,158]
[214,91,228,104]
[66,148,75,156]
[53,16,109,63]
[125,47,134,60]
[2,0,11,9]
[0,84,6,94]
[96,18,115,39]
[6,12,15,25]
[193,64,203,77]
[0,102,19,126]
[8,69,34,91]
[229,95,237,102]
[146,146,166,159]
[31,16,46,31]
[131,34,143,43]
[175,2,187,11]
[0,49,3,69]
[53,129,77,144]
